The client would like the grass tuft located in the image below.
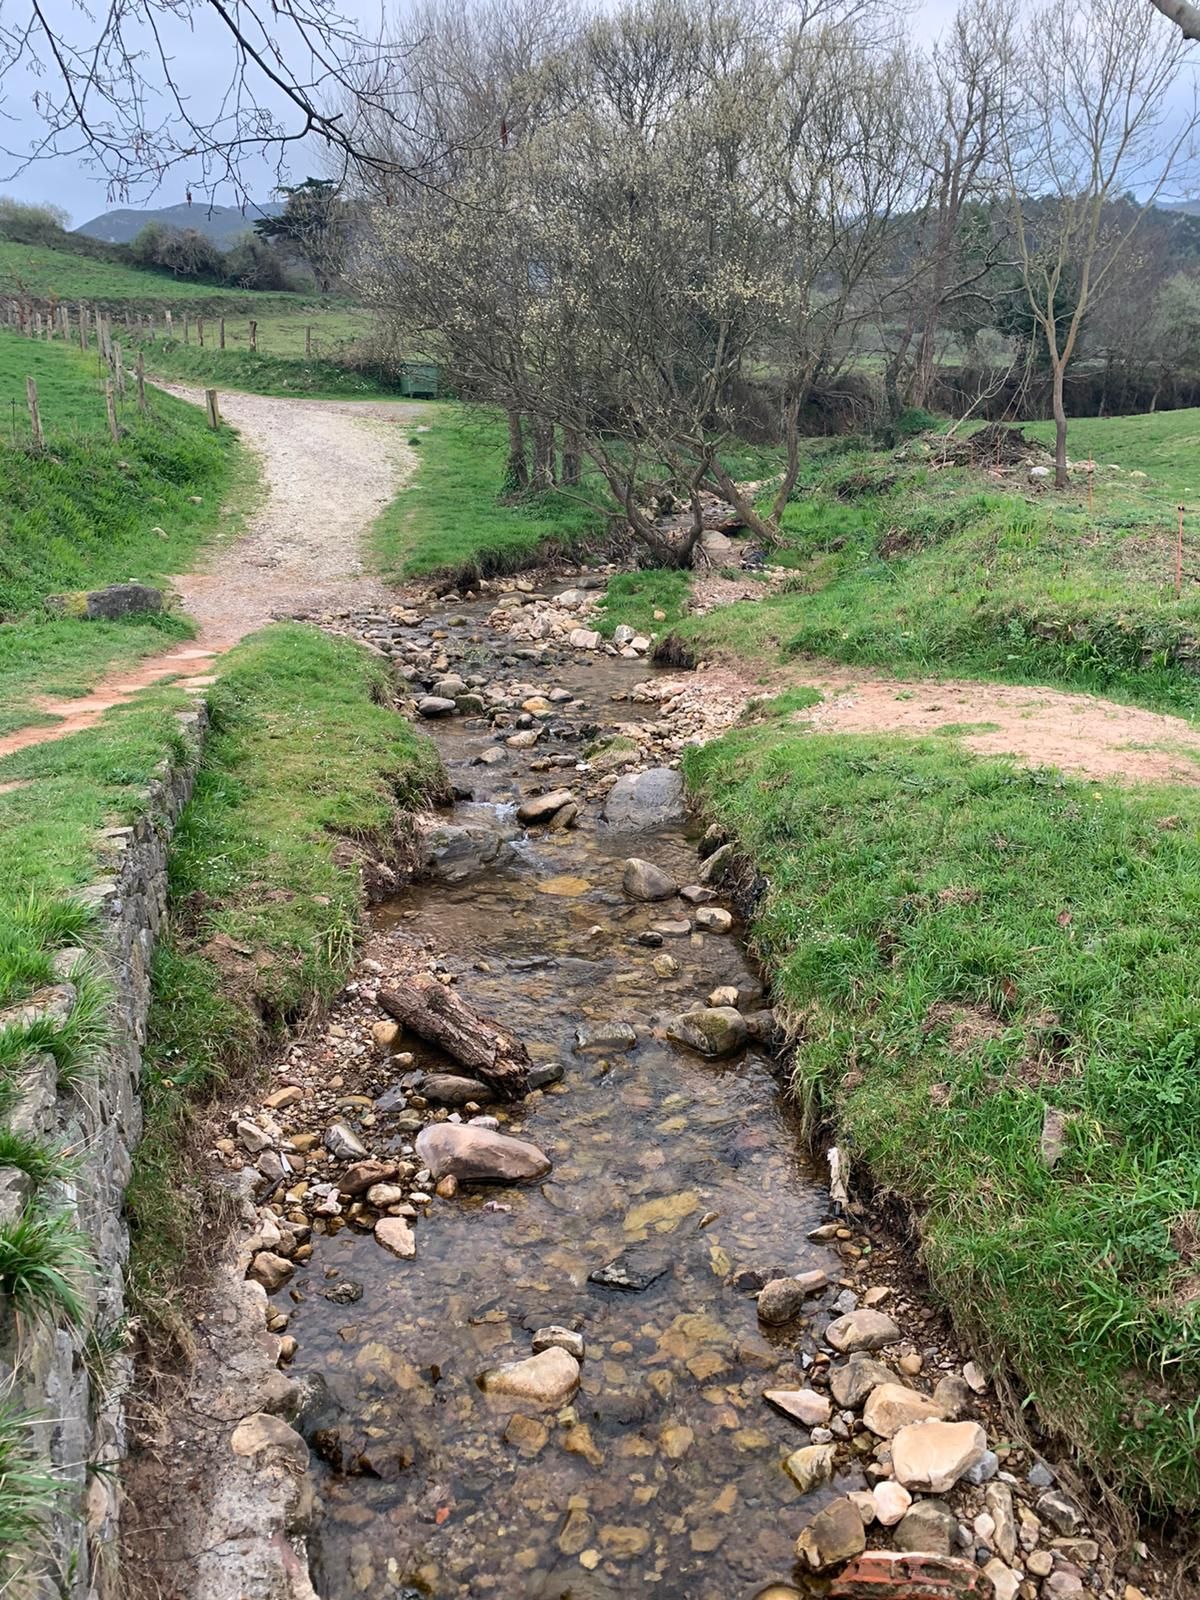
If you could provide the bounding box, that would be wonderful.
[0,1205,92,1328]
[0,1396,59,1582]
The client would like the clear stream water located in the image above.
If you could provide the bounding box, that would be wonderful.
[286,615,856,1600]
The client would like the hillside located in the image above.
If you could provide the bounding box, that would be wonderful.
[76,200,283,250]
[0,241,307,312]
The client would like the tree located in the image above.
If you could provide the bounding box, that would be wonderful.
[0,1,432,201]
[129,221,223,279]
[255,178,350,291]
[998,0,1198,486]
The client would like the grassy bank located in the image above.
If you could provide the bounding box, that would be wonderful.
[685,710,1200,1513]
[373,408,607,580]
[128,625,441,1333]
[140,337,400,400]
[0,240,308,313]
[685,413,1200,718]
[0,328,243,734]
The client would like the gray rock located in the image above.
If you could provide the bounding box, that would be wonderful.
[415,1122,551,1184]
[532,1325,585,1361]
[1027,1460,1055,1488]
[603,767,687,828]
[415,821,509,883]
[622,858,677,901]
[574,1020,637,1053]
[964,1449,999,1484]
[830,1355,900,1409]
[527,1061,565,1089]
[894,1498,958,1555]
[47,581,164,619]
[324,1122,369,1161]
[698,842,736,885]
[694,906,733,933]
[417,695,458,717]
[665,1006,747,1058]
[1036,1489,1085,1535]
[826,1308,902,1353]
[416,1073,493,1106]
[757,1271,829,1325]
[588,1248,669,1291]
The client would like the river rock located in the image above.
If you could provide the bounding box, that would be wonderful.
[417,695,458,717]
[757,1270,828,1325]
[863,1383,947,1437]
[415,1123,551,1184]
[893,1498,958,1556]
[826,1309,901,1353]
[666,1006,747,1057]
[698,842,736,885]
[374,1216,416,1258]
[982,1560,1020,1600]
[324,1122,369,1161]
[532,1326,585,1361]
[892,1420,988,1493]
[517,789,577,825]
[247,1251,293,1292]
[764,1388,831,1427]
[569,628,601,650]
[831,1355,901,1409]
[985,1483,1017,1564]
[366,1183,406,1208]
[575,1019,637,1053]
[622,858,678,901]
[417,1073,493,1106]
[785,1444,836,1493]
[872,1481,913,1526]
[339,1159,398,1196]
[695,906,733,933]
[415,820,509,883]
[795,1497,867,1572]
[1036,1489,1085,1535]
[482,1346,580,1405]
[932,1374,973,1419]
[604,767,687,827]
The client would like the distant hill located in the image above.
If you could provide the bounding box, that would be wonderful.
[75,201,284,251]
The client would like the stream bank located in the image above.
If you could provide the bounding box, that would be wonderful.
[135,581,1170,1600]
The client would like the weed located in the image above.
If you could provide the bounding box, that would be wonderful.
[0,1132,77,1189]
[0,1205,92,1327]
[0,1396,59,1582]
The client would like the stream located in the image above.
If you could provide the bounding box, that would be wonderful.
[284,603,859,1599]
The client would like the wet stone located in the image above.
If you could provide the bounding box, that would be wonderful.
[622,857,678,901]
[575,1019,637,1053]
[588,1248,670,1292]
[415,1123,552,1184]
[666,1006,747,1058]
[826,1308,902,1353]
[796,1497,868,1573]
[757,1271,828,1325]
[481,1347,581,1406]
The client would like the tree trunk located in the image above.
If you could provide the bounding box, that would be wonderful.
[378,976,530,1099]
[561,429,582,487]
[531,419,555,491]
[504,410,528,494]
[1052,363,1069,488]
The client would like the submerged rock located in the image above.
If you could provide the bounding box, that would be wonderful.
[481,1346,581,1406]
[374,1216,416,1258]
[415,1122,551,1184]
[575,1019,637,1053]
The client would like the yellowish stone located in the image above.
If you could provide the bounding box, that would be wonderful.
[537,875,593,897]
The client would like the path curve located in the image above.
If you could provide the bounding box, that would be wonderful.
[0,389,425,760]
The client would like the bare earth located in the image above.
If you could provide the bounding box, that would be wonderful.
[0,389,423,761]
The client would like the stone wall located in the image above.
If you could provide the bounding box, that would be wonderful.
[0,706,206,1600]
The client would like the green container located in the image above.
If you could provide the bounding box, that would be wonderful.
[398,362,438,398]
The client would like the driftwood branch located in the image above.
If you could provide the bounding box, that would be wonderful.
[378,976,530,1099]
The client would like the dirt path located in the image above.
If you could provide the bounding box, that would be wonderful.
[0,389,425,761]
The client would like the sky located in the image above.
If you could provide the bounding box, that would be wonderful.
[0,0,1061,226]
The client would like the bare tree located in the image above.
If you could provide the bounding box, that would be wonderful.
[998,0,1198,486]
[0,0,434,201]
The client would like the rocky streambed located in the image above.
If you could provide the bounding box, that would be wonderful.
[198,584,1157,1600]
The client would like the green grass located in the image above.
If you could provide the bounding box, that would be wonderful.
[0,1398,59,1585]
[0,241,309,313]
[683,414,1200,719]
[373,407,607,580]
[140,338,401,399]
[685,712,1200,1514]
[0,1205,91,1327]
[128,624,441,1331]
[594,570,691,639]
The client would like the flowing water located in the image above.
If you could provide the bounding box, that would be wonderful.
[288,612,856,1600]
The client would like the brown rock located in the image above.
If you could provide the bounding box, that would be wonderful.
[415,1122,551,1184]
[826,1309,902,1353]
[863,1383,947,1438]
[374,1217,416,1258]
[247,1251,293,1292]
[892,1421,987,1493]
[764,1388,832,1427]
[517,788,576,825]
[339,1159,398,1196]
[796,1497,868,1572]
[481,1347,580,1406]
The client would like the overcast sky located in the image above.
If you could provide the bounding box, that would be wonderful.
[0,0,1038,226]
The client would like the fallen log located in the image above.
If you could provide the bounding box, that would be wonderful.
[378,975,530,1099]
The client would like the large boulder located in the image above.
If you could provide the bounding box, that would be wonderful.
[415,820,510,883]
[603,767,687,828]
[666,1006,747,1058]
[46,581,164,620]
[415,1123,551,1184]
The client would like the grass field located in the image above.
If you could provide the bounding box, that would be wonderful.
[685,707,1200,1513]
[0,328,244,734]
[680,410,1200,719]
[0,241,308,313]
[373,407,608,579]
[129,625,440,1334]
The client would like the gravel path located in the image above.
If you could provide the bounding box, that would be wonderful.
[0,390,425,760]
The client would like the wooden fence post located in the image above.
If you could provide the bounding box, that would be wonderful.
[183,314,190,345]
[79,304,88,350]
[136,351,147,413]
[249,319,257,352]
[165,309,173,340]
[305,325,312,357]
[205,388,221,429]
[26,377,44,451]
[197,316,205,347]
[114,341,125,397]
[219,316,226,349]
[105,379,119,443]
